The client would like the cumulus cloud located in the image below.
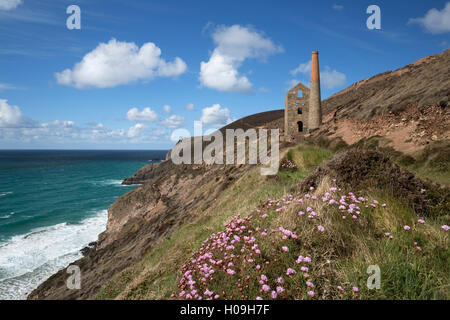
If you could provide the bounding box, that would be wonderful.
[127,123,146,138]
[163,105,171,114]
[0,99,22,127]
[409,2,450,34]
[161,115,184,129]
[289,60,347,90]
[0,0,22,11]
[199,25,283,93]
[55,39,187,89]
[332,4,343,11]
[199,104,232,126]
[126,107,159,122]
[185,103,195,110]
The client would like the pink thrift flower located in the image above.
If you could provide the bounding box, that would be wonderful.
[300,266,309,273]
[256,265,261,270]
[261,214,268,219]
[418,219,425,224]
[256,296,263,300]
[337,286,343,292]
[352,287,359,293]
[276,286,285,294]
[214,294,219,299]
[307,291,314,298]
[442,225,449,231]
[286,268,296,275]
[298,211,305,216]
[306,281,314,288]
[317,225,325,232]
[262,284,270,292]
[282,246,289,252]
[261,274,268,282]
[277,277,284,284]
[226,268,235,275]
[271,291,277,299]
[403,225,411,231]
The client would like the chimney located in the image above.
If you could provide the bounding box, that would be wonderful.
[309,51,322,130]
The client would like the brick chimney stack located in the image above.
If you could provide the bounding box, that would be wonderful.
[309,51,322,130]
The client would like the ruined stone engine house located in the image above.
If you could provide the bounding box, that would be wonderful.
[284,51,322,140]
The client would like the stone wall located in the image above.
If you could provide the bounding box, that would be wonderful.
[284,82,310,140]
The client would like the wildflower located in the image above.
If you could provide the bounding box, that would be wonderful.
[317,225,325,232]
[261,274,268,282]
[416,246,422,251]
[442,225,449,231]
[304,256,311,263]
[352,287,359,294]
[277,277,284,284]
[342,215,346,220]
[276,286,285,294]
[300,266,309,273]
[226,269,235,275]
[403,225,411,231]
[282,246,289,252]
[286,268,296,275]
[262,284,270,292]
[352,215,357,220]
[214,294,219,299]
[418,219,425,224]
[381,203,386,207]
[204,289,213,297]
[337,286,343,292]
[256,296,263,300]
[307,291,314,298]
[256,265,261,270]
[306,281,314,288]
[298,211,305,216]
[271,291,277,299]
[261,214,268,219]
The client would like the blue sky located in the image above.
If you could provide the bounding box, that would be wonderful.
[0,0,449,149]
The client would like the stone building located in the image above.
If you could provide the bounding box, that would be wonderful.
[284,51,322,139]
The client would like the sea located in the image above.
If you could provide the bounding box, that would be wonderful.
[0,150,168,300]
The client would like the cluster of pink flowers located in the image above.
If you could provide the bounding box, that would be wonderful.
[174,183,405,300]
[280,159,297,170]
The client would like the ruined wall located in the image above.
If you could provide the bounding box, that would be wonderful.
[284,82,310,139]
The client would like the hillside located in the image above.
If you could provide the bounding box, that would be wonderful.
[28,50,449,300]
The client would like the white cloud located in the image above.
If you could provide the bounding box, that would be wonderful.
[332,4,343,11]
[0,101,174,146]
[320,66,347,89]
[409,2,450,34]
[126,107,159,122]
[0,0,22,11]
[55,39,187,89]
[289,60,347,90]
[200,104,232,126]
[0,83,18,91]
[161,114,184,129]
[127,123,146,138]
[185,103,194,110]
[163,104,171,113]
[199,25,282,93]
[0,99,22,127]
[290,61,311,76]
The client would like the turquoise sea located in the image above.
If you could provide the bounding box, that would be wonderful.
[0,150,167,300]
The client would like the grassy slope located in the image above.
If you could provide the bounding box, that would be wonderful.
[96,144,449,300]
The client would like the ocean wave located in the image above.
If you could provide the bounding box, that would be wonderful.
[0,192,13,197]
[90,179,132,187]
[0,210,107,300]
[0,212,15,219]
